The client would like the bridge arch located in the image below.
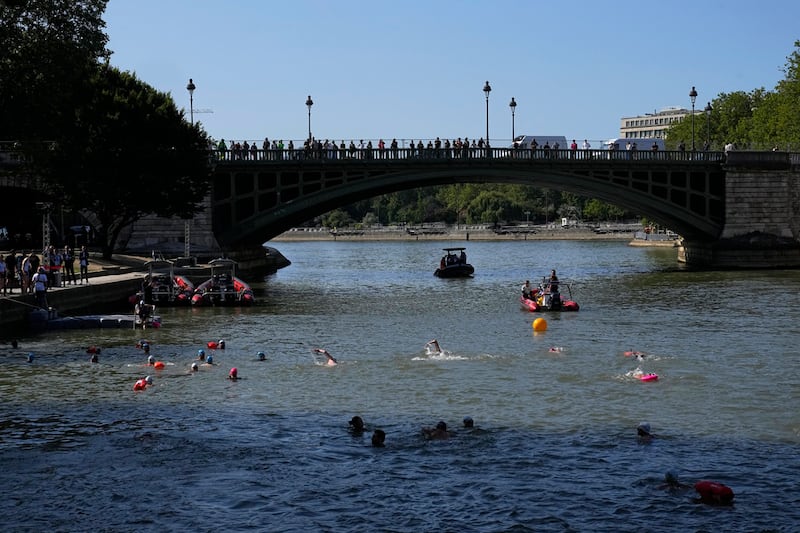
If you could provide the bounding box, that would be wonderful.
[211,156,725,246]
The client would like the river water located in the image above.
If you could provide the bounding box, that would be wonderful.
[1,240,798,532]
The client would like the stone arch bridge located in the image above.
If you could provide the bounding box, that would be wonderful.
[210,148,800,268]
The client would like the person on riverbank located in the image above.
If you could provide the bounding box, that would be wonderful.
[31,266,48,308]
[4,251,16,294]
[78,245,90,284]
[0,255,6,296]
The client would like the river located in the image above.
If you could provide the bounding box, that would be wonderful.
[1,240,798,532]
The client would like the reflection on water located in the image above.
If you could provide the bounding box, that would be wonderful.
[1,240,799,531]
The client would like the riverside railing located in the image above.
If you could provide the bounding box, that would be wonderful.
[212,146,730,163]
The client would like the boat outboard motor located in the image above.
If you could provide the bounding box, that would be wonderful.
[551,290,562,309]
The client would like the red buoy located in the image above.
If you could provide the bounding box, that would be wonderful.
[694,480,734,505]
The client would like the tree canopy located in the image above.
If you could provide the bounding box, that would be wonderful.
[666,41,800,151]
[1,0,211,258]
[44,67,211,258]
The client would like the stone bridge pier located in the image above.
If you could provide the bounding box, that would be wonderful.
[679,152,800,268]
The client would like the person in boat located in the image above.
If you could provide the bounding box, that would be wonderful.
[521,280,533,299]
[459,250,467,264]
[548,269,559,293]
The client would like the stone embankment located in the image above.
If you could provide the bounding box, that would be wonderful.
[270,224,640,242]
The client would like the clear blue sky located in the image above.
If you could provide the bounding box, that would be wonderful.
[104,0,799,145]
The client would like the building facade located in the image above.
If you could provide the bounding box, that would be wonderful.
[619,107,695,140]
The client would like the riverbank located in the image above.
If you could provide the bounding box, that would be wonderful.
[270,224,641,242]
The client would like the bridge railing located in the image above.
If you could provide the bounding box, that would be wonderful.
[211,146,728,163]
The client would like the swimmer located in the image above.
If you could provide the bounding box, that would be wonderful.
[147,355,155,366]
[90,353,99,363]
[313,348,338,366]
[422,420,452,440]
[227,367,238,381]
[637,422,655,443]
[204,355,214,365]
[548,346,564,353]
[349,416,365,433]
[624,349,644,358]
[371,429,386,447]
[197,349,206,361]
[257,351,266,361]
[463,416,474,428]
[190,362,199,372]
[657,472,691,492]
[26,352,34,363]
[86,346,101,355]
[424,339,443,355]
[217,339,226,350]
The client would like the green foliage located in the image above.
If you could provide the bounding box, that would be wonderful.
[666,41,800,150]
[0,0,109,140]
[44,66,211,258]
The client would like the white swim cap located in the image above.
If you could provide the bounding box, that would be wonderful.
[145,376,153,384]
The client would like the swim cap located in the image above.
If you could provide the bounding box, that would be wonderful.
[206,355,213,364]
[145,376,153,384]
[637,422,651,435]
[257,351,266,360]
[198,349,205,357]
[436,421,447,431]
[229,367,238,377]
[147,355,155,364]
[26,352,34,362]
[463,416,474,428]
[191,362,198,371]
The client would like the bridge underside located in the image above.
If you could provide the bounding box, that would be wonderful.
[211,157,725,247]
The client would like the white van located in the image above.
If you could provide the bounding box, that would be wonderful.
[512,135,568,150]
[605,138,664,151]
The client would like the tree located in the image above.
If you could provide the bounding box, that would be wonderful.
[43,66,211,258]
[0,0,110,141]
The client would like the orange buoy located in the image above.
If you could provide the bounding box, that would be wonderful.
[207,341,218,349]
[153,361,165,370]
[132,379,147,391]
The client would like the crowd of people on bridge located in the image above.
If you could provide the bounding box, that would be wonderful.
[209,136,726,162]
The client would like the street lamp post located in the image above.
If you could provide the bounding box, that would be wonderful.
[305,95,313,141]
[689,86,697,152]
[483,81,491,156]
[186,78,196,125]
[524,210,530,226]
[509,97,517,143]
[704,102,713,149]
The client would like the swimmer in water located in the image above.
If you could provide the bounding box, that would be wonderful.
[90,353,99,363]
[314,348,338,366]
[425,339,443,355]
[197,349,206,361]
[637,422,655,443]
[190,362,199,372]
[548,346,564,353]
[227,367,238,381]
[349,416,365,434]
[422,420,452,440]
[371,429,386,447]
[257,351,266,361]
